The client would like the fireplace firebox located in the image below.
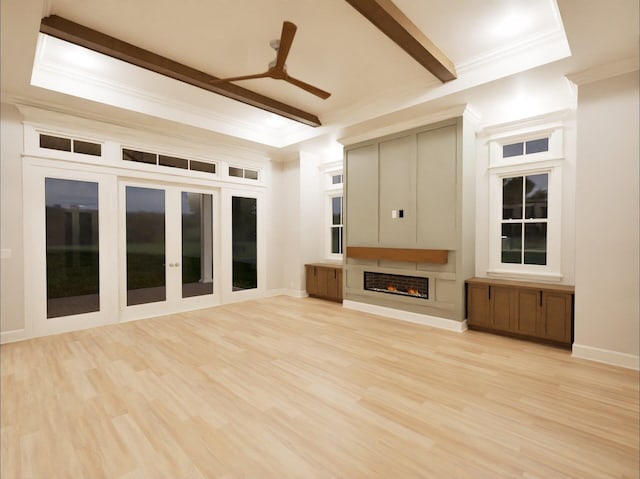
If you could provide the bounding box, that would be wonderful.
[364,272,428,299]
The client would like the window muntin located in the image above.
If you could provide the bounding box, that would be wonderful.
[500,173,549,266]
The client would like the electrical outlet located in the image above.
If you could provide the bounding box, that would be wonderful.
[399,209,404,218]
[391,210,397,218]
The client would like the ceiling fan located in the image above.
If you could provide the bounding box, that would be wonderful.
[210,21,331,100]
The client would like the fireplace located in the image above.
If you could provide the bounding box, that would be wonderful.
[364,272,428,299]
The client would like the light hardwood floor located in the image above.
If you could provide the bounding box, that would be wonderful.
[1,296,638,478]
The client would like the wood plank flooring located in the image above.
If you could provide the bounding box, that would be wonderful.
[1,296,638,478]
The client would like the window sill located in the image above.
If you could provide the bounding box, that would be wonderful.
[487,269,563,283]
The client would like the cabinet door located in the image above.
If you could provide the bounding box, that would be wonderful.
[326,268,339,300]
[514,289,540,335]
[305,265,318,295]
[316,268,329,297]
[467,283,491,327]
[491,286,512,331]
[541,292,572,343]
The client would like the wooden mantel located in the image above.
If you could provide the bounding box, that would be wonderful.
[346,247,448,264]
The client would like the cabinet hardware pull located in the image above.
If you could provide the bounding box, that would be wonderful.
[488,286,491,300]
[539,291,542,306]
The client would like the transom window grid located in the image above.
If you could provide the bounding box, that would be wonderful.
[228,166,259,181]
[40,133,102,157]
[122,148,216,175]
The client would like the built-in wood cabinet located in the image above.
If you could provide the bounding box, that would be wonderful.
[305,264,343,303]
[465,277,574,347]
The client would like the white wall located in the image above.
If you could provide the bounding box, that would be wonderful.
[274,152,327,295]
[0,103,25,337]
[299,151,325,266]
[278,158,302,293]
[573,70,639,368]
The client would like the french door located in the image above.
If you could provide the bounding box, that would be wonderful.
[24,166,118,337]
[119,181,220,321]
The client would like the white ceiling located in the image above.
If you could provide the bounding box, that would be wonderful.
[1,0,638,152]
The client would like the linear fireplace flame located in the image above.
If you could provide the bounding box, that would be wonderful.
[364,272,428,299]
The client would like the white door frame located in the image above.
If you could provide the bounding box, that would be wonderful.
[119,179,221,322]
[220,188,266,304]
[23,164,119,337]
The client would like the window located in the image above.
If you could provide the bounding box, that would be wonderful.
[228,166,259,181]
[486,119,566,281]
[122,148,217,175]
[323,164,344,258]
[502,137,549,158]
[40,134,102,156]
[501,173,548,265]
[331,195,343,254]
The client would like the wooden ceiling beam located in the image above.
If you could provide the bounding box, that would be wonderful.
[39,15,322,127]
[344,0,457,82]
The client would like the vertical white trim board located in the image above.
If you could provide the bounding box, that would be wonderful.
[572,343,640,370]
[343,300,467,332]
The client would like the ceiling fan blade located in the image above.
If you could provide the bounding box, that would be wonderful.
[275,21,297,69]
[284,74,331,99]
[210,72,270,84]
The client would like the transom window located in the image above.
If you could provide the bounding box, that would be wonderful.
[502,137,549,158]
[485,116,566,281]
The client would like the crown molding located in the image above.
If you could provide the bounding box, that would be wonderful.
[338,104,468,146]
[566,56,639,86]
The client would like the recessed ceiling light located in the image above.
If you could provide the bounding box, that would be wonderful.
[493,14,530,38]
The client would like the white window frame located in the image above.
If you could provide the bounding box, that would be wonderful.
[487,124,565,282]
[323,163,344,260]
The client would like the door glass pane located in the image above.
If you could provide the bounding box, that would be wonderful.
[46,178,99,318]
[501,223,522,264]
[126,186,166,305]
[524,223,547,265]
[524,174,548,219]
[502,176,523,219]
[232,196,257,290]
[182,192,214,298]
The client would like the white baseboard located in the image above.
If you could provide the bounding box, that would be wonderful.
[343,300,467,333]
[266,288,308,299]
[1,328,26,344]
[572,344,640,370]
